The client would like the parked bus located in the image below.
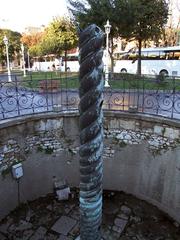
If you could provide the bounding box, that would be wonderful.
[32,52,79,72]
[114,46,180,76]
[60,53,79,72]
[60,51,107,72]
[32,50,107,72]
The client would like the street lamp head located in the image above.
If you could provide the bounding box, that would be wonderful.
[104,20,111,34]
[3,35,8,45]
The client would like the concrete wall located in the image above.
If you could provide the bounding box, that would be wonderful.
[0,111,180,223]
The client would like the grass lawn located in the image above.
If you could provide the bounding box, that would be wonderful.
[110,74,180,91]
[21,71,180,91]
[22,71,79,89]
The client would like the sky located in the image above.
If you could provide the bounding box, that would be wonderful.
[0,0,69,33]
[0,0,179,33]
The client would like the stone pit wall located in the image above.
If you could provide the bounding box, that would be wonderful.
[0,111,180,223]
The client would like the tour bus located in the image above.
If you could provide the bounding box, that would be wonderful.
[60,51,107,72]
[60,53,79,72]
[32,53,79,72]
[32,50,107,72]
[114,46,180,76]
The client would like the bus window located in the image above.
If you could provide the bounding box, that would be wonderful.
[147,51,160,60]
[128,52,138,60]
[62,56,78,62]
[174,52,180,59]
[141,51,148,60]
[159,51,166,59]
[166,51,174,60]
[121,53,129,60]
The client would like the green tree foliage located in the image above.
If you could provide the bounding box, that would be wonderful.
[0,29,22,65]
[28,17,78,71]
[68,0,118,71]
[68,0,169,74]
[41,17,78,56]
[29,44,43,57]
[122,0,169,74]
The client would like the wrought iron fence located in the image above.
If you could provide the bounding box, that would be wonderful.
[0,71,180,121]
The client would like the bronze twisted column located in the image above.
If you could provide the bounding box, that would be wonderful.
[79,24,104,240]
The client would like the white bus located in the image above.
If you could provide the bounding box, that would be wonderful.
[60,53,79,72]
[32,53,80,72]
[32,51,107,72]
[60,51,107,72]
[114,46,180,76]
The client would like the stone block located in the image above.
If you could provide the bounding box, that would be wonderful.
[0,233,6,240]
[164,128,179,139]
[51,216,77,235]
[35,120,46,132]
[22,229,34,240]
[46,119,63,131]
[45,119,55,131]
[56,118,63,129]
[58,235,72,240]
[56,188,70,200]
[0,219,12,234]
[109,119,120,129]
[113,218,128,234]
[154,126,164,135]
[120,205,131,215]
[16,220,33,231]
[29,226,47,240]
[120,120,135,130]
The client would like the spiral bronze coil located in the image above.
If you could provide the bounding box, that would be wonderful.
[79,24,104,240]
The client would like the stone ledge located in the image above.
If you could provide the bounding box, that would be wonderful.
[104,110,180,128]
[0,110,179,129]
[0,110,79,129]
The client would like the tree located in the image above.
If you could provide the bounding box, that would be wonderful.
[41,17,78,71]
[125,0,169,74]
[68,0,120,72]
[0,29,22,67]
[161,0,180,46]
[20,32,44,66]
[21,32,44,48]
[68,0,169,74]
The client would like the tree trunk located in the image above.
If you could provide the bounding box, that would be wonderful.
[64,50,67,72]
[110,37,114,74]
[79,24,104,240]
[137,38,142,75]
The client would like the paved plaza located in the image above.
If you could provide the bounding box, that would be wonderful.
[0,189,180,240]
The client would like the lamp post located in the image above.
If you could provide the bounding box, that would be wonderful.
[27,50,31,72]
[104,20,111,87]
[3,36,12,82]
[21,43,26,77]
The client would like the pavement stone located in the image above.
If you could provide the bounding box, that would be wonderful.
[113,217,128,234]
[45,232,58,240]
[0,189,179,240]
[120,205,131,216]
[51,216,77,235]
[29,226,47,240]
[16,220,33,231]
[22,229,34,240]
[0,232,6,240]
[57,235,73,240]
[0,223,9,234]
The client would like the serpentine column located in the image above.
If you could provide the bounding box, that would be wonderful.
[79,25,104,239]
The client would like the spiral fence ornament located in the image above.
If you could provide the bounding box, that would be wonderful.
[78,24,104,240]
